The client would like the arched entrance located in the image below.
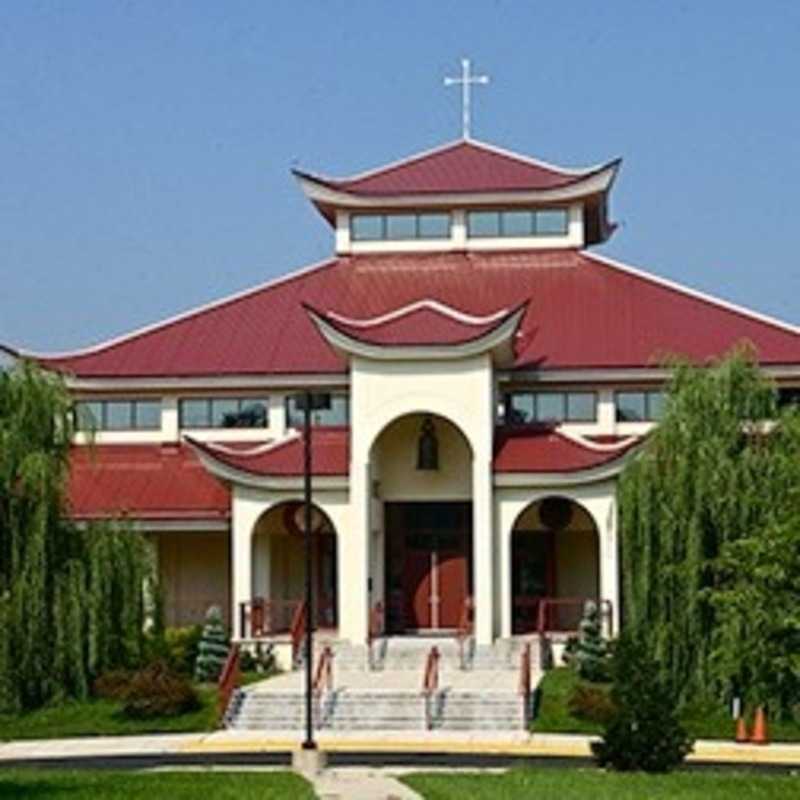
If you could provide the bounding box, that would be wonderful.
[510,496,599,635]
[250,500,338,634]
[371,412,473,634]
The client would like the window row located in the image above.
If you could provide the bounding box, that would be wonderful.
[349,208,570,242]
[74,395,350,431]
[503,390,668,425]
[467,209,569,238]
[505,392,597,424]
[179,398,269,429]
[351,213,451,241]
[75,400,161,431]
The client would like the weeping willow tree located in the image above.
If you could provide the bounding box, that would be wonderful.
[620,346,800,711]
[0,361,156,712]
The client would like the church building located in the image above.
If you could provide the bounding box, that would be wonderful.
[9,133,800,667]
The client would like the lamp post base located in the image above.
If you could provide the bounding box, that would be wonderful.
[293,746,327,777]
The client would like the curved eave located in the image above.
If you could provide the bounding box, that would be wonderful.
[305,303,527,365]
[293,161,621,222]
[493,442,641,487]
[185,436,348,491]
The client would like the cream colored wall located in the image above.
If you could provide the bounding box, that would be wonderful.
[230,484,351,640]
[157,531,231,628]
[350,354,495,645]
[495,482,618,638]
[374,414,472,501]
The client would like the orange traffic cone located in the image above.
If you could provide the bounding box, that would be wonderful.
[750,706,769,745]
[735,715,749,743]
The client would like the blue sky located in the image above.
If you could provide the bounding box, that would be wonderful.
[2,1,799,351]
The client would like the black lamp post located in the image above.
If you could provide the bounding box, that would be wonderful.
[293,390,331,751]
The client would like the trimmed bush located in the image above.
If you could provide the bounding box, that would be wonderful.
[122,661,199,719]
[567,684,616,724]
[163,626,203,675]
[592,633,693,772]
[194,606,229,683]
[93,669,133,701]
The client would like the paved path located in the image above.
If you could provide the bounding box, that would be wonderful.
[3,729,800,767]
[313,768,421,800]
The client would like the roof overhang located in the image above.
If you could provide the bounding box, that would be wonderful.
[294,161,621,223]
[305,302,527,366]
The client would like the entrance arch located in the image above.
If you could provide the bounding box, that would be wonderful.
[370,412,474,634]
[250,500,338,633]
[510,495,599,634]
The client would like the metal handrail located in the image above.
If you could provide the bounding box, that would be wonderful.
[536,596,614,637]
[455,595,474,670]
[421,646,441,730]
[519,642,531,727]
[367,601,384,670]
[312,645,334,696]
[240,598,303,639]
[290,600,307,666]
[217,643,241,725]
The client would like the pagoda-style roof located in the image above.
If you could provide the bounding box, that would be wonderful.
[493,426,639,475]
[68,443,230,523]
[293,139,620,244]
[304,299,526,363]
[294,139,618,196]
[186,431,350,480]
[11,249,800,381]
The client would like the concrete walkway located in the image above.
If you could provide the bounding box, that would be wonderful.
[3,729,800,767]
[313,768,422,800]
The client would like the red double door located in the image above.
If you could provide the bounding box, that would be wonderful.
[385,502,472,632]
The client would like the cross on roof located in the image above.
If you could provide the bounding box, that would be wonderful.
[444,58,490,140]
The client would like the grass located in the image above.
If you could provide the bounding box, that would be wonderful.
[402,768,800,800]
[0,769,314,799]
[0,670,278,742]
[533,668,800,742]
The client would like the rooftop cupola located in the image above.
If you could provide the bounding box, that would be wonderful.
[293,138,620,255]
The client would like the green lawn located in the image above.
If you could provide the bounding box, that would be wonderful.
[403,769,800,800]
[0,671,275,742]
[0,769,313,799]
[534,668,800,742]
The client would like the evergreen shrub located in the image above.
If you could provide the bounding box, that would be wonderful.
[573,600,610,682]
[194,606,229,683]
[162,626,203,675]
[592,633,693,772]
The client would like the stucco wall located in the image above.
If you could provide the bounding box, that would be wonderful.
[157,531,231,627]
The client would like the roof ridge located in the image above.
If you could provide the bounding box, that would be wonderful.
[324,298,511,328]
[584,251,800,338]
[12,256,338,362]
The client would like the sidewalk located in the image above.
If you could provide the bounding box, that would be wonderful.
[2,729,800,767]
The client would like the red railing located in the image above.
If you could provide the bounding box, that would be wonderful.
[313,645,335,696]
[290,601,307,666]
[239,598,302,639]
[368,601,384,669]
[519,642,531,728]
[421,646,441,730]
[536,597,614,637]
[455,595,474,670]
[217,643,241,725]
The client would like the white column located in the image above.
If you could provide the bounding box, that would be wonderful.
[231,489,263,640]
[269,393,288,438]
[472,455,494,645]
[595,494,620,637]
[162,397,180,443]
[339,459,370,643]
[498,504,513,639]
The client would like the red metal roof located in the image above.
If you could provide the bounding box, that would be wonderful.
[68,444,230,521]
[28,249,800,378]
[188,429,350,477]
[297,140,602,195]
[493,427,638,473]
[308,300,521,347]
